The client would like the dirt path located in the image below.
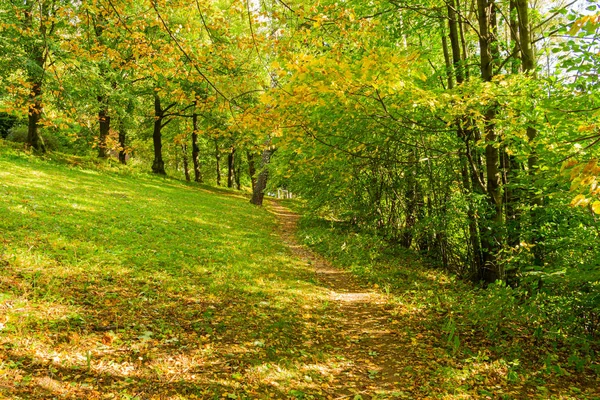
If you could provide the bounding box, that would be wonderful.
[268,201,437,399]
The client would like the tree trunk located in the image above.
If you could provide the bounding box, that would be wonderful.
[98,98,110,158]
[503,0,520,253]
[517,0,543,265]
[118,119,127,164]
[23,4,47,153]
[182,144,191,182]
[457,0,470,80]
[490,1,500,69]
[447,0,464,84]
[460,150,484,277]
[192,112,202,182]
[509,0,520,74]
[152,94,166,175]
[441,29,453,90]
[247,151,257,191]
[235,152,242,190]
[518,0,534,73]
[517,0,537,169]
[227,147,235,188]
[214,139,221,186]
[95,15,110,159]
[477,0,494,82]
[448,2,482,276]
[401,151,420,248]
[250,147,274,206]
[466,127,490,278]
[27,81,46,153]
[477,0,502,283]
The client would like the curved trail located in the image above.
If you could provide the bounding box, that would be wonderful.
[268,201,435,399]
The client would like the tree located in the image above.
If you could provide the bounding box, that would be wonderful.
[1,0,71,152]
[250,144,275,206]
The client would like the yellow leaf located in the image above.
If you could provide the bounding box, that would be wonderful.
[570,194,587,207]
[593,201,600,214]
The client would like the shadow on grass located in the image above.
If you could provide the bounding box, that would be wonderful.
[0,152,345,398]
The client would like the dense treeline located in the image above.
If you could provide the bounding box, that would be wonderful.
[1,0,599,339]
[0,0,267,189]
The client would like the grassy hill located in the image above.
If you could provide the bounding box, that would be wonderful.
[0,146,329,399]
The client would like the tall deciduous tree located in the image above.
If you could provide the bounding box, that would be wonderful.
[2,0,69,152]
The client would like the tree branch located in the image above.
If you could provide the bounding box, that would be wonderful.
[106,0,133,35]
[195,0,216,43]
[151,1,232,105]
[163,103,195,118]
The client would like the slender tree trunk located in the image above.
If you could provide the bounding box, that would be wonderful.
[517,0,543,265]
[401,190,417,248]
[503,0,521,252]
[417,194,431,251]
[118,119,127,164]
[466,128,490,277]
[501,1,524,250]
[436,192,450,270]
[214,139,221,186]
[175,143,179,171]
[235,153,242,190]
[477,0,502,283]
[517,0,537,170]
[484,111,501,219]
[509,0,520,74]
[27,81,46,152]
[518,0,534,73]
[250,146,275,206]
[457,0,470,80]
[152,94,166,175]
[227,147,235,188]
[401,151,419,248]
[182,144,190,182]
[448,2,483,275]
[191,112,202,182]
[98,97,110,158]
[441,29,453,89]
[490,2,500,69]
[427,155,447,268]
[447,0,464,84]
[94,13,111,159]
[24,3,46,153]
[478,0,494,82]
[247,151,257,191]
[460,150,484,276]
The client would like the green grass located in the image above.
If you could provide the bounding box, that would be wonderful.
[0,145,334,399]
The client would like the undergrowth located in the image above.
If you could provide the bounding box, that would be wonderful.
[295,208,600,398]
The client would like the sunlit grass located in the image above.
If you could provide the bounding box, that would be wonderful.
[0,146,333,398]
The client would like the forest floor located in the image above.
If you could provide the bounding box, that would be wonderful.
[0,145,598,399]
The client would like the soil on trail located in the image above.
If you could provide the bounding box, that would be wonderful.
[268,201,441,399]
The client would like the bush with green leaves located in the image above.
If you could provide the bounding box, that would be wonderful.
[6,125,59,151]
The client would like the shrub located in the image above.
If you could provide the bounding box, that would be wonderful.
[6,125,60,151]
